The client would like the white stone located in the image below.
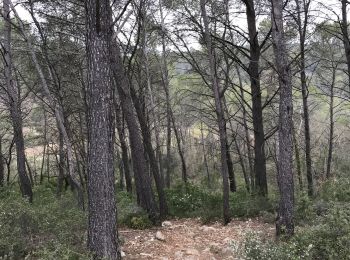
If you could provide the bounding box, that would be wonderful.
[155,231,166,241]
[162,221,172,227]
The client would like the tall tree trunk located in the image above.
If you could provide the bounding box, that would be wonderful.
[0,137,4,187]
[170,112,187,183]
[341,0,350,91]
[200,0,231,224]
[236,66,254,190]
[115,105,132,193]
[3,0,33,202]
[6,138,14,185]
[243,0,268,196]
[200,122,211,187]
[295,0,313,197]
[110,39,158,221]
[57,131,65,196]
[40,109,47,185]
[293,126,303,191]
[326,64,336,179]
[10,0,84,208]
[159,0,172,188]
[85,1,120,258]
[271,0,295,237]
[129,84,168,219]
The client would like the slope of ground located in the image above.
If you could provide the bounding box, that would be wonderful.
[120,218,274,260]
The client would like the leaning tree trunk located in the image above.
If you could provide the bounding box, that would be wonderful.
[3,0,33,202]
[85,0,120,258]
[110,39,158,222]
[243,0,268,196]
[200,0,231,224]
[271,0,295,237]
[10,0,84,208]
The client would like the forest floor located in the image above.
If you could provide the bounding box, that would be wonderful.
[120,218,274,260]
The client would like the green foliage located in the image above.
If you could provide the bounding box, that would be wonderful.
[233,203,350,260]
[319,178,350,202]
[230,190,275,219]
[116,190,153,229]
[0,184,89,259]
[166,182,275,223]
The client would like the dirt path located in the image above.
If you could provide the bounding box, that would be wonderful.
[119,218,274,260]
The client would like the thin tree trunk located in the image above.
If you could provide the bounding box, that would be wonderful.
[115,105,132,193]
[341,0,350,91]
[243,0,268,196]
[6,138,14,185]
[271,0,295,237]
[293,126,303,191]
[129,83,168,219]
[0,137,4,187]
[25,157,34,187]
[200,122,211,187]
[110,39,158,222]
[200,0,230,224]
[10,0,84,208]
[326,64,336,179]
[85,1,120,258]
[236,66,254,190]
[3,0,33,202]
[295,0,313,197]
[57,131,65,196]
[170,111,187,183]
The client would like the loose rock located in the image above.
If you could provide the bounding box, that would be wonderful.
[155,231,166,241]
[162,221,172,227]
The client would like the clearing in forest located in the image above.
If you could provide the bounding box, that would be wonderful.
[120,218,274,260]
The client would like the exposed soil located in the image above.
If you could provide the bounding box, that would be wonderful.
[120,218,274,260]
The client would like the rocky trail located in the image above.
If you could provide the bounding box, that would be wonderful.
[119,218,274,260]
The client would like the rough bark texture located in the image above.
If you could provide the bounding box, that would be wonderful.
[341,0,350,91]
[129,84,168,219]
[271,0,295,237]
[295,0,313,197]
[243,0,268,196]
[110,39,158,222]
[200,0,231,224]
[3,0,33,201]
[85,0,120,258]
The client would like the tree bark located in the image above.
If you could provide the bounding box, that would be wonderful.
[293,126,303,191]
[295,0,313,197]
[10,0,84,208]
[110,39,158,222]
[200,0,231,224]
[85,0,120,258]
[341,0,350,91]
[243,0,268,196]
[3,0,33,202]
[271,0,295,237]
[115,105,132,193]
[0,137,4,187]
[326,64,336,179]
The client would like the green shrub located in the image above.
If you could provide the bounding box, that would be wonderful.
[232,203,350,260]
[0,184,88,259]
